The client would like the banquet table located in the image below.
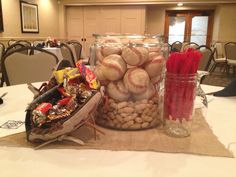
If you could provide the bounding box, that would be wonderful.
[42,47,64,61]
[43,46,88,65]
[0,83,236,177]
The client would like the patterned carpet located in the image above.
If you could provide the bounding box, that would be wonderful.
[202,70,235,87]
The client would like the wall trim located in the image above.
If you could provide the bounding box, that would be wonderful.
[63,1,236,6]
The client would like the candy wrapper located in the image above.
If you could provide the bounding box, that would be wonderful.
[76,62,100,89]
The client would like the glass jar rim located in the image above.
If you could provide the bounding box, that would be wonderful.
[92,33,165,47]
[165,72,197,79]
[93,42,164,48]
[166,72,197,75]
[93,33,164,39]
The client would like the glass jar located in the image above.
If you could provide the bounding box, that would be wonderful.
[164,73,197,137]
[91,34,168,130]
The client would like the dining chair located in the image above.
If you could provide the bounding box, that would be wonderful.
[15,40,32,47]
[196,45,213,83]
[2,44,26,86]
[60,43,76,67]
[0,42,5,63]
[56,59,73,70]
[4,43,27,56]
[197,45,213,71]
[182,42,199,51]
[171,41,182,52]
[1,46,59,86]
[0,42,5,87]
[7,39,17,46]
[67,40,82,62]
[209,43,227,73]
[225,42,236,76]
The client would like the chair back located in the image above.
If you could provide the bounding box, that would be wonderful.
[171,41,182,52]
[225,42,236,61]
[196,45,213,71]
[0,43,5,85]
[56,60,73,70]
[67,40,82,62]
[216,42,225,57]
[182,42,199,51]
[1,46,59,86]
[60,43,76,67]
[210,47,217,62]
[0,42,5,65]
[15,40,32,47]
[8,39,17,46]
[4,43,27,56]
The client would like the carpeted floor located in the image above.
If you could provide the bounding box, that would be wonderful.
[202,69,235,87]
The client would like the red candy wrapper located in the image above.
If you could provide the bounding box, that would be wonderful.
[76,62,99,89]
[33,102,53,116]
[57,97,73,107]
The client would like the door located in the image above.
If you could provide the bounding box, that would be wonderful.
[164,10,214,46]
[66,6,146,57]
[66,7,84,43]
[121,6,146,34]
[83,7,101,57]
[100,6,121,33]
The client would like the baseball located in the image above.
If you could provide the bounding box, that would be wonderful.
[148,52,160,62]
[107,80,130,101]
[144,55,164,78]
[101,46,121,57]
[101,54,127,81]
[123,67,150,94]
[121,47,149,66]
[132,83,156,101]
[94,64,109,85]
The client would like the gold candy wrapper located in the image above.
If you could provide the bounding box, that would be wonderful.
[53,68,81,84]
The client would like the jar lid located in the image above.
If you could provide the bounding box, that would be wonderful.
[92,33,164,47]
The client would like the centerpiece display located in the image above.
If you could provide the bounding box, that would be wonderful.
[25,62,102,149]
[91,34,168,130]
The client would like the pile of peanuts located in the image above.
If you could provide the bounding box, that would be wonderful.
[97,95,163,130]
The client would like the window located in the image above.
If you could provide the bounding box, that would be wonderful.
[164,10,214,46]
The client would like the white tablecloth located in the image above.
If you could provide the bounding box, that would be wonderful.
[43,47,64,61]
[0,84,236,177]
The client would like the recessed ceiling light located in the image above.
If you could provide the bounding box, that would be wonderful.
[177,2,183,7]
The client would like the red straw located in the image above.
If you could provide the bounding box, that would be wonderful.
[164,49,202,122]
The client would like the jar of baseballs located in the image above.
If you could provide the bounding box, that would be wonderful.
[91,34,168,130]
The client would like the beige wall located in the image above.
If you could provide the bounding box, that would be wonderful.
[213,4,236,42]
[0,0,59,45]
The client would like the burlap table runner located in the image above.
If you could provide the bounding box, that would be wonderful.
[0,109,234,158]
